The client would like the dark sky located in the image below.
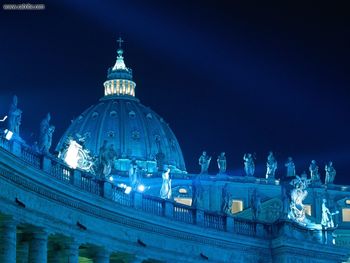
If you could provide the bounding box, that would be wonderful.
[1,1,349,183]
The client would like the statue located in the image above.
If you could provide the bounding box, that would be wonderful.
[221,184,230,213]
[217,152,226,174]
[288,175,311,225]
[243,153,255,176]
[38,113,55,154]
[250,189,261,221]
[285,157,295,177]
[129,159,138,189]
[160,168,172,199]
[321,199,338,229]
[309,160,320,182]
[8,95,22,135]
[325,161,336,185]
[96,140,117,178]
[266,151,277,179]
[199,151,211,174]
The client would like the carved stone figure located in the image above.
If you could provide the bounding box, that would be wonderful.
[321,199,338,228]
[250,189,261,221]
[129,159,138,189]
[38,113,55,154]
[309,160,320,182]
[217,152,226,174]
[199,151,211,174]
[96,140,117,178]
[285,157,295,177]
[8,95,22,135]
[243,153,255,176]
[266,151,277,179]
[325,161,336,185]
[160,168,172,199]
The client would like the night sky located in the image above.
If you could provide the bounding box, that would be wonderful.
[1,1,349,183]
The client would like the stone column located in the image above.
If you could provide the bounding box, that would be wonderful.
[93,248,110,263]
[28,231,48,263]
[62,240,80,263]
[0,218,17,263]
[17,241,29,263]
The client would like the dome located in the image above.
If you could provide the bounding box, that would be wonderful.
[56,40,186,174]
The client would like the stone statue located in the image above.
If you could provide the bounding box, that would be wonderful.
[160,168,172,199]
[325,161,336,185]
[199,151,211,174]
[38,113,55,154]
[250,189,261,221]
[266,151,277,179]
[129,159,138,189]
[243,153,255,176]
[96,140,117,178]
[8,95,22,135]
[309,160,320,182]
[285,157,295,177]
[321,199,338,228]
[217,152,226,174]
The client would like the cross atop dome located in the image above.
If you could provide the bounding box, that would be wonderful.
[117,37,124,49]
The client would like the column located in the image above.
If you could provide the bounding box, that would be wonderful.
[17,241,29,263]
[93,248,110,263]
[62,240,80,263]
[28,231,48,263]
[0,219,17,263]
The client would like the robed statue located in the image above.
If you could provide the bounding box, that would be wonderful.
[8,95,22,135]
[160,168,172,199]
[38,113,55,154]
[266,151,277,179]
[199,151,211,174]
[309,160,320,182]
[325,161,336,185]
[243,153,255,176]
[217,152,226,174]
[285,157,295,177]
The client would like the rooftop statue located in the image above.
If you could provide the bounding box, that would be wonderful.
[321,199,339,229]
[95,140,117,178]
[309,160,321,182]
[250,189,261,221]
[243,153,255,176]
[285,157,295,177]
[217,152,226,174]
[266,151,277,180]
[160,168,172,199]
[199,151,211,174]
[129,159,139,189]
[325,161,336,185]
[38,113,55,154]
[8,95,22,135]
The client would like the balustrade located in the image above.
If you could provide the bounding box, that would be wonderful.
[21,146,41,168]
[112,186,134,207]
[204,211,226,230]
[173,203,195,224]
[141,195,165,216]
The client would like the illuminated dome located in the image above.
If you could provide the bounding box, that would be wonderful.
[56,41,186,174]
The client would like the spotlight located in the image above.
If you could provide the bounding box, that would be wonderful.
[109,176,114,181]
[124,186,132,194]
[137,184,145,192]
[4,129,13,141]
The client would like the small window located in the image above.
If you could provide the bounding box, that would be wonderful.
[231,200,243,214]
[128,111,136,118]
[346,200,350,205]
[179,188,187,194]
[304,204,312,216]
[92,112,99,119]
[342,208,350,222]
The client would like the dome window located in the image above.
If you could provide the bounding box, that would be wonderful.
[129,111,136,118]
[179,188,188,194]
[92,112,99,119]
[146,113,153,119]
[110,110,117,117]
[77,115,84,122]
[132,130,140,140]
[154,134,161,142]
[108,131,115,138]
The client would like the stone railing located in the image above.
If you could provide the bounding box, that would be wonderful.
[0,139,338,244]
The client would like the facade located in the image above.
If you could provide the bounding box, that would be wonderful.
[0,43,350,263]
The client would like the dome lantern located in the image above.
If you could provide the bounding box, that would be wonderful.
[103,37,136,97]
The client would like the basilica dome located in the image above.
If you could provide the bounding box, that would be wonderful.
[56,43,186,174]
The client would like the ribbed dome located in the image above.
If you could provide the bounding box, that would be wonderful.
[56,40,186,174]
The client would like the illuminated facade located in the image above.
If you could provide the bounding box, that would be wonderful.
[1,41,350,262]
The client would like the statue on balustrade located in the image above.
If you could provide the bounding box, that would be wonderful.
[250,189,261,221]
[199,151,211,174]
[38,113,55,154]
[243,153,255,176]
[285,157,295,177]
[217,152,227,174]
[160,168,172,199]
[266,151,277,180]
[309,160,321,183]
[8,95,22,135]
[95,140,117,178]
[325,161,336,185]
[321,199,338,229]
[129,159,139,189]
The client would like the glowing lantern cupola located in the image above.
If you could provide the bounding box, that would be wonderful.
[104,38,136,97]
[56,38,186,175]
